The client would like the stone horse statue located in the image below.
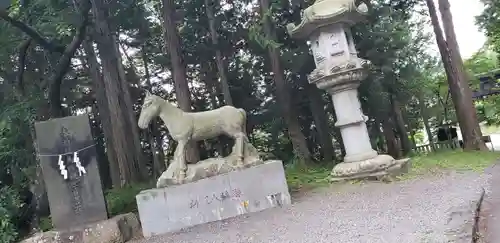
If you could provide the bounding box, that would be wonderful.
[138,91,260,187]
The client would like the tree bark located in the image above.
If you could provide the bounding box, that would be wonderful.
[90,103,112,189]
[406,116,417,150]
[16,39,31,96]
[260,0,312,164]
[306,84,335,161]
[427,0,487,150]
[200,60,226,155]
[204,0,233,106]
[160,0,200,163]
[141,50,166,177]
[135,7,167,176]
[391,95,412,155]
[381,117,400,159]
[82,38,121,187]
[371,121,384,152]
[115,41,148,181]
[418,92,435,151]
[437,0,486,150]
[90,0,147,186]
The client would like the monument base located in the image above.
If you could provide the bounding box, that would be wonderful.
[20,213,141,243]
[330,154,411,181]
[136,160,291,238]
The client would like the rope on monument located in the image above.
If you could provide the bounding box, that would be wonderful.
[37,144,96,157]
[38,144,95,180]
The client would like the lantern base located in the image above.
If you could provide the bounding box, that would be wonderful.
[330,154,411,181]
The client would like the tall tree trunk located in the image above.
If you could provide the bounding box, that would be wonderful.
[204,0,233,106]
[90,0,147,186]
[141,50,166,177]
[381,117,400,159]
[200,60,226,156]
[391,96,412,155]
[438,0,486,150]
[81,39,120,187]
[260,0,312,164]
[371,121,384,152]
[136,8,166,176]
[406,117,417,150]
[160,0,200,163]
[427,0,487,150]
[306,84,335,161]
[115,42,148,180]
[90,103,112,189]
[418,92,435,151]
[200,60,222,109]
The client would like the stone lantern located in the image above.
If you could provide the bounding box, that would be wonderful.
[287,0,409,180]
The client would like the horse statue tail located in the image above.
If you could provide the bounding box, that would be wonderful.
[238,108,247,135]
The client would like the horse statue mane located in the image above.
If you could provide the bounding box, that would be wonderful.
[138,91,262,187]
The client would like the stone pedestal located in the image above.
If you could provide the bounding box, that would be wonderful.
[287,0,410,180]
[136,160,291,238]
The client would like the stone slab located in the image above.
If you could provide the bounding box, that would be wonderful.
[34,115,108,230]
[136,160,291,237]
[20,213,141,243]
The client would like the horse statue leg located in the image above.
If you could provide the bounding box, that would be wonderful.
[174,139,188,183]
[234,132,246,168]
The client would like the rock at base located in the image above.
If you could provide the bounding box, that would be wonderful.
[20,213,141,243]
[136,160,291,238]
[157,141,262,188]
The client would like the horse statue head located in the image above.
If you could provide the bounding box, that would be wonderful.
[138,91,162,129]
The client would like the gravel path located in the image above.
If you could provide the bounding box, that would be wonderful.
[131,171,488,243]
[477,163,500,242]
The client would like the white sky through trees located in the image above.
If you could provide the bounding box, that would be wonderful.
[430,0,487,59]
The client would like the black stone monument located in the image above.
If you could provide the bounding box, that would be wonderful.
[35,115,108,230]
[0,0,10,10]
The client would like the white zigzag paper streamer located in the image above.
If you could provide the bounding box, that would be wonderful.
[73,152,86,176]
[58,155,68,180]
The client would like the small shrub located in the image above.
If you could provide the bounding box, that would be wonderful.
[105,183,152,216]
[0,187,22,243]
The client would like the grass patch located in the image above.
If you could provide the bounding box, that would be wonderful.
[39,216,53,232]
[285,151,500,189]
[399,150,500,180]
[105,182,153,216]
[285,163,332,193]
